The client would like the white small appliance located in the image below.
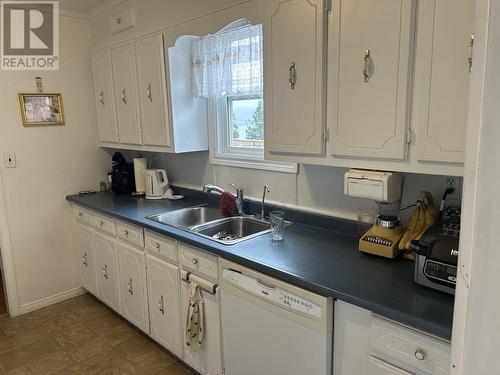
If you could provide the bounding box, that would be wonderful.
[344,169,402,203]
[144,169,183,200]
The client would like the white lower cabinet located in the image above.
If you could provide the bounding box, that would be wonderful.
[117,242,149,333]
[94,232,120,313]
[369,356,412,375]
[76,224,98,296]
[146,254,182,357]
[180,277,223,375]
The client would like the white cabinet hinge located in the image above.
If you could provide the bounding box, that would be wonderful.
[406,128,414,144]
[322,128,329,142]
[325,0,332,13]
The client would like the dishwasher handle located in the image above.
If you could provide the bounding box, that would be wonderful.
[222,268,277,299]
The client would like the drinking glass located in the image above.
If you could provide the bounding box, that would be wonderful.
[270,211,285,241]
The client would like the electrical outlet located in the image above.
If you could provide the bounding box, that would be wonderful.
[444,176,461,202]
[3,152,16,168]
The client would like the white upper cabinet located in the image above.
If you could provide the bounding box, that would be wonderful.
[111,43,143,145]
[329,0,415,160]
[264,0,327,156]
[135,34,172,149]
[413,0,475,163]
[91,50,118,143]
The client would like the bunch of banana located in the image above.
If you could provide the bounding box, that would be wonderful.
[399,194,437,257]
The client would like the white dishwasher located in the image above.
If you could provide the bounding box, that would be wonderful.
[220,259,333,375]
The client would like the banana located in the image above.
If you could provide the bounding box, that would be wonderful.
[399,204,421,251]
[406,203,427,250]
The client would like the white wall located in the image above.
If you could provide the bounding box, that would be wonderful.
[134,151,460,224]
[0,16,109,313]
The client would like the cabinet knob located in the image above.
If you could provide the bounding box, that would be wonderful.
[78,212,83,217]
[192,258,199,265]
[115,17,121,24]
[123,230,129,236]
[415,349,425,361]
[154,242,160,249]
[98,220,104,226]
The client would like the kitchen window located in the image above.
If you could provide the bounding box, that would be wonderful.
[192,20,296,173]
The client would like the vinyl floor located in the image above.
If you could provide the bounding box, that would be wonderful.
[0,293,195,374]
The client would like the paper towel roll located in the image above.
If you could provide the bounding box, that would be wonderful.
[133,157,147,193]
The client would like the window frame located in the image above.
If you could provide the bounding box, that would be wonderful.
[208,95,298,173]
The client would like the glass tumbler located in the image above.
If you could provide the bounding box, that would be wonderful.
[270,211,285,241]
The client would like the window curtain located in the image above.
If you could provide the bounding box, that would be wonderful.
[192,23,263,98]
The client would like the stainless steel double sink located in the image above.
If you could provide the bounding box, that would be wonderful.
[147,206,273,245]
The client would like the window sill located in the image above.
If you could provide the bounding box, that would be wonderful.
[209,155,298,174]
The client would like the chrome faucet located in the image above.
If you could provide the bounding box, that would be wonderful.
[261,185,270,220]
[202,183,245,215]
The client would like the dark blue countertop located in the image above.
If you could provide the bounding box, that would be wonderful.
[66,192,454,340]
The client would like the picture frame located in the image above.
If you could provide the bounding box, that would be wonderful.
[18,93,65,126]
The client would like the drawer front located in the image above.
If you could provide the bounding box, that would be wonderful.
[179,243,218,280]
[92,213,116,236]
[370,316,451,375]
[117,220,144,248]
[73,205,92,226]
[145,230,177,263]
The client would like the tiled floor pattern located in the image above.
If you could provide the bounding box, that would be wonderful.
[0,294,195,374]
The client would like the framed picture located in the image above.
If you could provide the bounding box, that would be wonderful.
[18,93,65,126]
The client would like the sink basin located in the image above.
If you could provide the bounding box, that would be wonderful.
[192,216,271,245]
[147,206,223,229]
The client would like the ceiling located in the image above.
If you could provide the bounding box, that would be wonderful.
[59,0,108,13]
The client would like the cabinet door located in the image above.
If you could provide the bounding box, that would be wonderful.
[91,51,118,143]
[368,356,413,375]
[146,255,182,357]
[111,43,142,145]
[181,281,223,375]
[76,225,98,296]
[329,0,414,159]
[117,242,148,333]
[135,35,172,148]
[414,0,474,163]
[94,232,120,312]
[264,0,327,156]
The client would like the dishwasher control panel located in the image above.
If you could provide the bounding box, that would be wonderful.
[276,289,322,318]
[222,268,322,318]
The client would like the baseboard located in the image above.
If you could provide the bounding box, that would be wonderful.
[19,287,87,315]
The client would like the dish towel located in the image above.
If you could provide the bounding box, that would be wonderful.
[220,190,236,217]
[185,282,205,352]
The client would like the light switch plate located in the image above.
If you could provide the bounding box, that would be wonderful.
[3,152,16,168]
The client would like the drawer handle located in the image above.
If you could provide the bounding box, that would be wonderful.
[127,278,134,295]
[82,252,88,267]
[123,230,129,236]
[288,61,296,90]
[154,242,160,249]
[191,257,199,265]
[98,220,104,226]
[78,212,83,217]
[121,88,127,105]
[468,33,474,73]
[115,17,121,24]
[102,265,109,279]
[146,83,152,102]
[158,295,165,315]
[415,349,425,361]
[363,49,372,83]
[97,91,104,106]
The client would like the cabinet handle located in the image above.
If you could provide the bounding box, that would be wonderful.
[121,88,127,104]
[82,252,88,267]
[468,34,474,73]
[115,17,121,24]
[127,277,134,295]
[98,220,104,226]
[123,230,129,236]
[158,295,165,315]
[415,349,425,361]
[192,257,199,265]
[154,242,160,249]
[78,212,83,217]
[288,62,296,90]
[363,49,371,83]
[102,265,108,279]
[97,92,104,106]
[146,84,152,102]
